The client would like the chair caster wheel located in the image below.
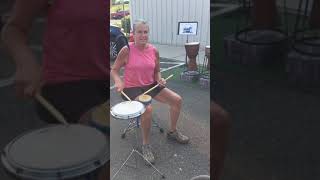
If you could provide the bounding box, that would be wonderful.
[160,128,164,133]
[121,133,126,139]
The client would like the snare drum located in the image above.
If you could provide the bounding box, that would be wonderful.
[1,124,109,180]
[138,94,152,106]
[110,101,145,120]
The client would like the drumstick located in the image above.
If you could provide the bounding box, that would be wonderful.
[121,91,131,101]
[142,74,174,96]
[35,93,69,125]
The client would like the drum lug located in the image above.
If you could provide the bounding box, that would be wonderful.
[57,171,62,179]
[15,168,23,174]
[94,160,101,167]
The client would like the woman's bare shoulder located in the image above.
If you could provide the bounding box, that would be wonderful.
[119,46,130,55]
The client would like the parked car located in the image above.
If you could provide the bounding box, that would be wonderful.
[110,24,129,61]
[111,10,130,19]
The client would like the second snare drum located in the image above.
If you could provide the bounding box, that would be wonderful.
[138,94,152,106]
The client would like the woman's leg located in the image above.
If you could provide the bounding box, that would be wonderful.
[153,88,189,144]
[212,101,231,180]
[140,105,152,145]
[97,162,109,180]
[153,88,182,132]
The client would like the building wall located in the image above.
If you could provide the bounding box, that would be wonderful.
[130,0,210,48]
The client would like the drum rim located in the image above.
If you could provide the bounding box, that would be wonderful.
[185,42,200,45]
[110,101,146,119]
[292,29,320,57]
[235,27,288,45]
[1,124,109,179]
[88,120,110,134]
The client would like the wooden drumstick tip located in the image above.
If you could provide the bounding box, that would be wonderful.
[165,74,174,80]
[121,91,132,101]
[35,93,69,125]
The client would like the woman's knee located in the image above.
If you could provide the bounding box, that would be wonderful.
[174,94,182,106]
[147,104,152,111]
[212,103,231,130]
[144,105,153,114]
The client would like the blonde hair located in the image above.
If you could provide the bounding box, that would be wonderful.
[133,19,149,34]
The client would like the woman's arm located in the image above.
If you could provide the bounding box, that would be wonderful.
[154,49,161,80]
[154,49,166,86]
[2,0,48,67]
[1,0,49,97]
[110,46,129,92]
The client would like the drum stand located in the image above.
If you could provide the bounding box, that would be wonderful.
[112,116,165,179]
[121,116,164,139]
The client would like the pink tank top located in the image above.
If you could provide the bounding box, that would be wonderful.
[42,0,109,84]
[124,43,157,88]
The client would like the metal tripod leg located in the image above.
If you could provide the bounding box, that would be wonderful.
[111,148,165,180]
[122,116,164,138]
[121,118,137,138]
[152,118,164,133]
[112,116,165,179]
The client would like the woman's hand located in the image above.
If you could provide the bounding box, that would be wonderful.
[115,80,125,92]
[157,78,166,86]
[15,60,42,98]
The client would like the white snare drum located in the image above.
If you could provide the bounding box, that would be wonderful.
[138,94,152,106]
[110,101,145,120]
[1,124,109,180]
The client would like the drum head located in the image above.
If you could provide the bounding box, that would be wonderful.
[110,101,145,119]
[1,124,109,180]
[138,95,151,102]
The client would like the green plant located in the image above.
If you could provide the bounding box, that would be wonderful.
[121,17,131,34]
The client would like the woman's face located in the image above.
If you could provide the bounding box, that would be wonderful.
[133,23,149,46]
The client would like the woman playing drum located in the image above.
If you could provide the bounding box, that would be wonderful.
[111,19,190,164]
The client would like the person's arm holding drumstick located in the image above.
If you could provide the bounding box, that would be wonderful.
[1,1,48,98]
[154,49,166,86]
[111,46,129,92]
